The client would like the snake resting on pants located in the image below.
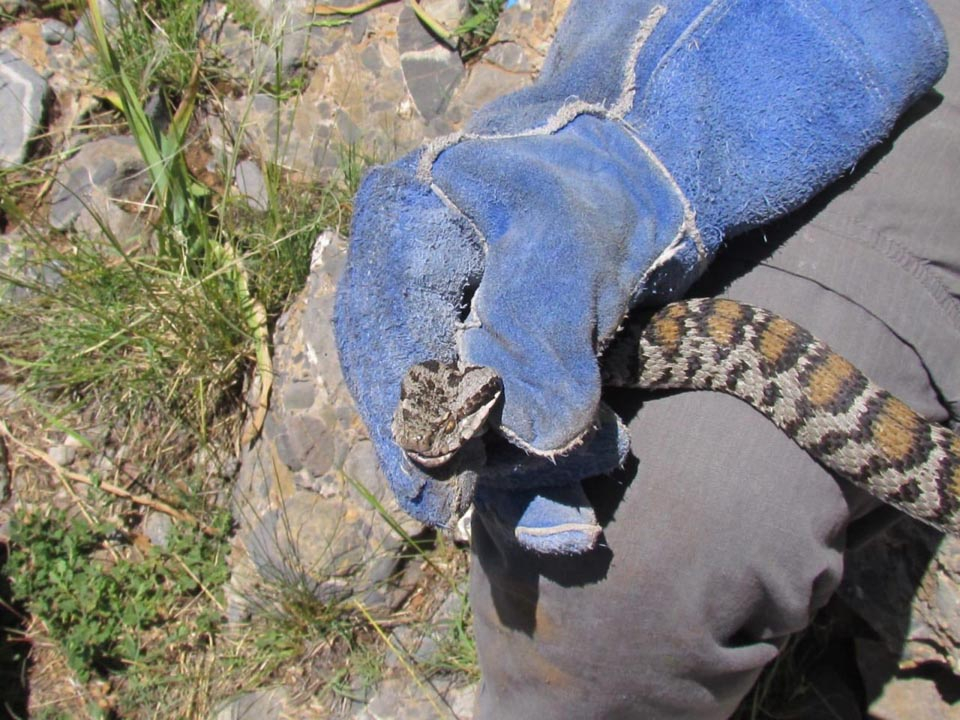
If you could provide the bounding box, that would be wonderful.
[391,298,960,536]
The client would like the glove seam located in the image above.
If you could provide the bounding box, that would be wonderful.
[428,178,487,249]
[414,4,670,183]
[618,122,708,286]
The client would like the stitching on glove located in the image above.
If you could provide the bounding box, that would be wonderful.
[902,0,943,38]
[637,222,707,294]
[415,100,611,180]
[428,179,487,248]
[610,4,668,117]
[414,4,670,183]
[413,4,710,303]
[635,0,730,116]
[618,123,707,275]
[495,413,596,460]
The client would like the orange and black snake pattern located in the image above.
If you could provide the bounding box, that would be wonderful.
[601,298,960,535]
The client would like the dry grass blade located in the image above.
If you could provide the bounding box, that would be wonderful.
[0,420,220,537]
[407,0,458,47]
[310,0,398,15]
[353,599,457,720]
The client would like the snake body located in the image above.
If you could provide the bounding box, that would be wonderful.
[393,298,960,536]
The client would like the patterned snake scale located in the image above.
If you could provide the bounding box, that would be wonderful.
[393,298,960,536]
[600,298,960,535]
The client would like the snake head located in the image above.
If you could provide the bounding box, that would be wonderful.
[392,361,503,468]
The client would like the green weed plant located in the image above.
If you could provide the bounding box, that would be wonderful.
[456,0,508,59]
[8,508,230,682]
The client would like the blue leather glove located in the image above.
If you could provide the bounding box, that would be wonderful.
[334,0,947,554]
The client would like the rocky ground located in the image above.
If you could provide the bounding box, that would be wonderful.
[1,0,960,718]
[0,1,564,717]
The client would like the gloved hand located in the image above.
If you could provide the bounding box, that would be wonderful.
[334,0,947,554]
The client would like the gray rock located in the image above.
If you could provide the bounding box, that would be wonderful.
[272,414,334,475]
[857,638,960,719]
[281,379,316,411]
[47,444,76,467]
[360,43,383,73]
[74,0,130,43]
[227,233,420,623]
[868,676,960,719]
[0,48,48,167]
[215,687,290,720]
[494,0,567,60]
[482,41,531,73]
[454,60,531,118]
[40,19,75,45]
[203,5,572,713]
[359,675,475,720]
[204,1,343,87]
[0,233,33,301]
[398,4,465,122]
[235,483,406,615]
[400,47,465,123]
[210,94,283,168]
[443,682,477,720]
[205,0,559,178]
[143,511,173,549]
[397,0,466,54]
[335,107,363,145]
[48,135,150,240]
[840,522,960,674]
[234,159,269,211]
[0,1,26,14]
[0,18,95,154]
[422,0,469,28]
[387,589,470,668]
[205,14,280,88]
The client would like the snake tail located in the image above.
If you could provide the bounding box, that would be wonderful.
[601,298,960,535]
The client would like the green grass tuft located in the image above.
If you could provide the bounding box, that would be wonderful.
[456,0,508,59]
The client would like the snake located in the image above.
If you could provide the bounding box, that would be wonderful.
[391,298,960,536]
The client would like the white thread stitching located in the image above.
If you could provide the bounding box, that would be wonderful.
[417,5,672,184]
[610,4,668,118]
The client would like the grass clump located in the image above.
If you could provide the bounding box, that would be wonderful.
[228,588,386,702]
[82,0,210,102]
[0,0,362,712]
[410,0,507,60]
[455,0,508,59]
[0,0,361,437]
[2,248,248,434]
[419,592,479,681]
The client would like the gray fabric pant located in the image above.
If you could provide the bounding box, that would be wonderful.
[470,2,960,718]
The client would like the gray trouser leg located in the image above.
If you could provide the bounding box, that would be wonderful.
[469,224,960,720]
[470,386,852,720]
[470,2,960,715]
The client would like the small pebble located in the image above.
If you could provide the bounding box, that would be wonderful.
[48,444,76,467]
[41,19,75,45]
[235,159,269,212]
[143,511,173,549]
